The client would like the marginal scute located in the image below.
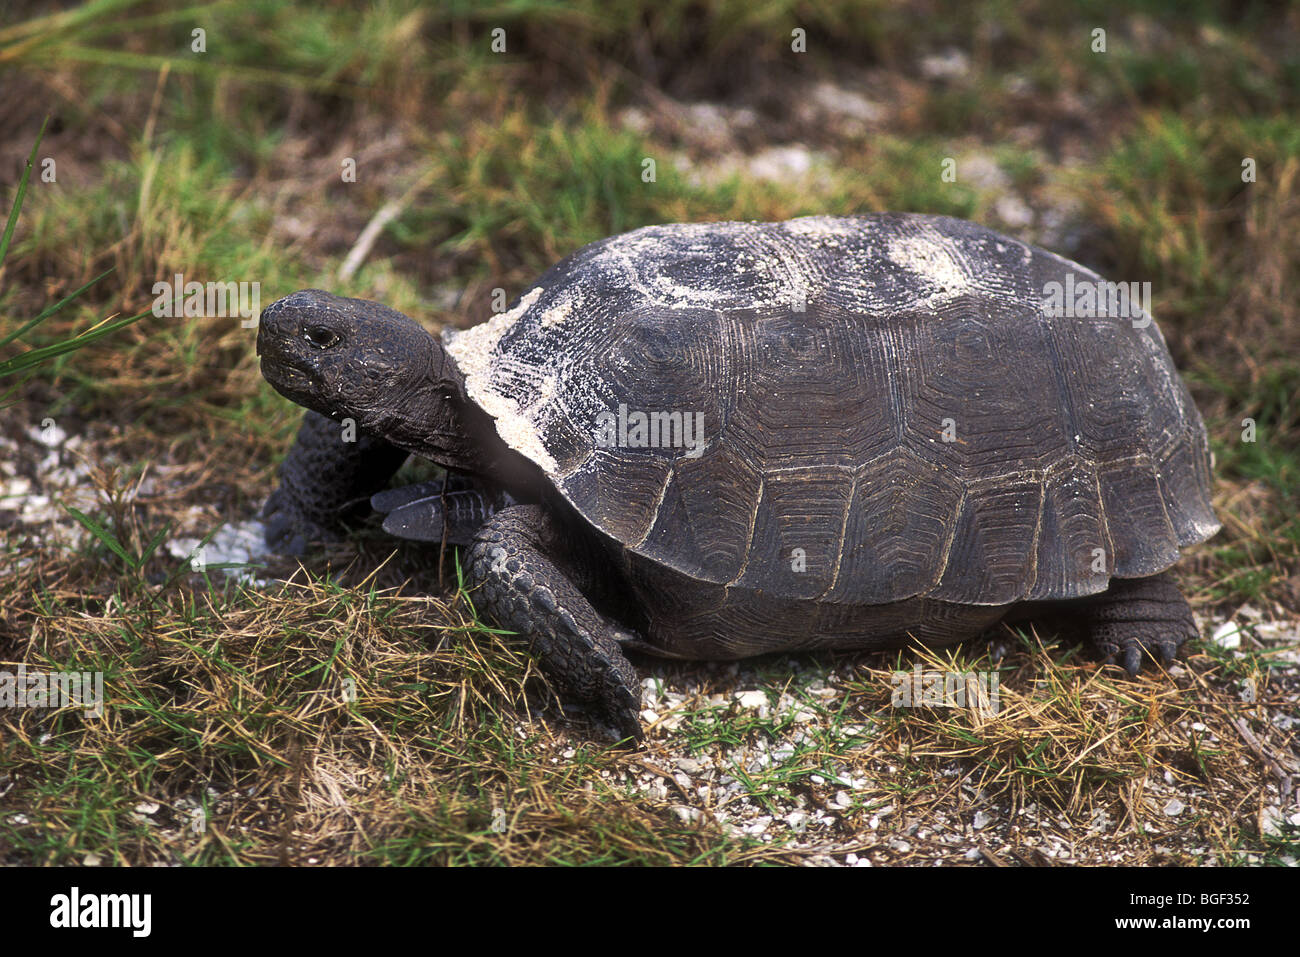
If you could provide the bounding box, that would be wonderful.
[826,450,965,603]
[1029,457,1113,599]
[1096,456,1182,577]
[1156,422,1221,542]
[733,470,855,599]
[636,445,762,582]
[931,476,1042,604]
[559,447,673,546]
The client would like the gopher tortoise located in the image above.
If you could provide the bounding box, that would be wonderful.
[257,213,1219,740]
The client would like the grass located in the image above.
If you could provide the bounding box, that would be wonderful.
[1,0,1298,866]
[0,118,150,403]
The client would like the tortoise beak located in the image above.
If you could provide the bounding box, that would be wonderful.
[256,290,317,360]
[257,294,323,398]
[255,295,296,359]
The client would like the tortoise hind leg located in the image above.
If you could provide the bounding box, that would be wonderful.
[468,504,643,741]
[1080,571,1199,675]
[263,410,409,554]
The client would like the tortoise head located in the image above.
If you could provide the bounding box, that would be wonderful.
[257,290,470,461]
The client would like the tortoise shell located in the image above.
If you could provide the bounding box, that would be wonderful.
[443,214,1219,607]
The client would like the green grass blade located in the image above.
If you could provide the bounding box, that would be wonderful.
[62,505,138,570]
[33,45,355,92]
[0,267,115,350]
[137,519,175,565]
[0,115,46,266]
[0,307,150,378]
[0,0,150,46]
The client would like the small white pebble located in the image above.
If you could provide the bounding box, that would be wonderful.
[672,806,702,825]
[735,690,767,709]
[1211,621,1242,648]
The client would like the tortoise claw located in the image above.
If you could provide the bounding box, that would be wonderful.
[1119,644,1142,678]
[1155,636,1178,666]
[606,697,644,745]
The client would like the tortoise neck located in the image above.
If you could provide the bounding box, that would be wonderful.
[366,340,548,497]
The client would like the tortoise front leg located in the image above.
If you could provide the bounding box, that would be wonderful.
[1081,571,1200,675]
[467,504,643,741]
[263,410,409,554]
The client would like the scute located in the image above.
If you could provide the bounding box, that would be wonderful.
[930,476,1042,604]
[825,451,965,603]
[1096,457,1181,576]
[733,470,855,599]
[444,214,1219,606]
[907,295,1069,473]
[635,445,762,582]
[1028,457,1113,599]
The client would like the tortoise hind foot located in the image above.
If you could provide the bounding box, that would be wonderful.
[263,410,409,555]
[468,504,643,743]
[1083,571,1199,676]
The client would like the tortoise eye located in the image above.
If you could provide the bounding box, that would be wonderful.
[303,325,341,349]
